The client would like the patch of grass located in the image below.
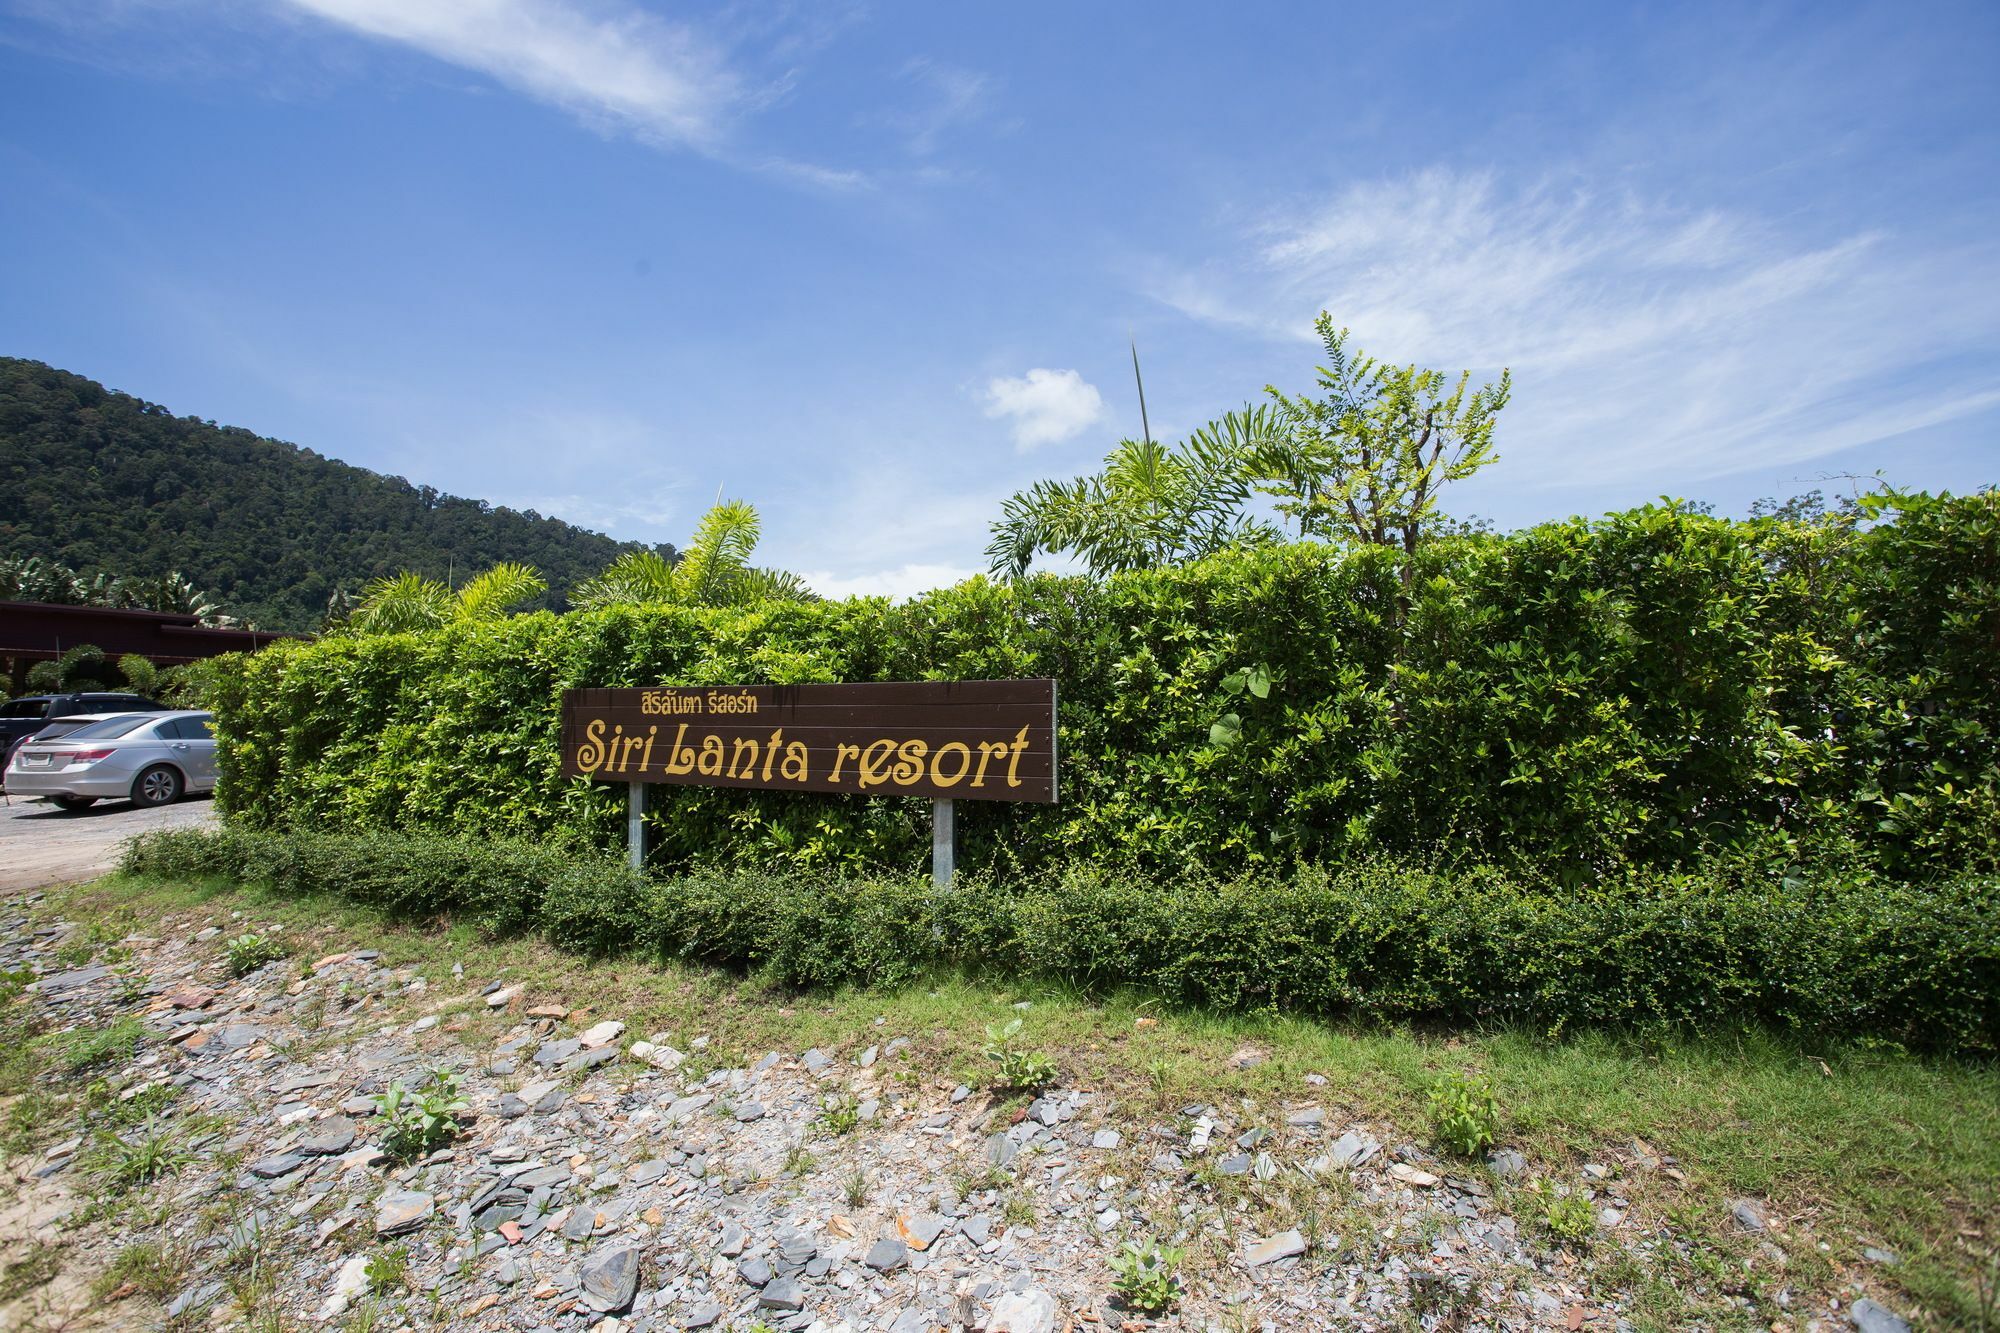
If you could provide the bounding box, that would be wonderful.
[85,1119,195,1191]
[782,1145,817,1177]
[92,1240,186,1302]
[1001,1191,1036,1229]
[59,871,2000,1329]
[46,1015,146,1072]
[50,942,91,969]
[84,1078,178,1127]
[0,1089,69,1155]
[842,1169,868,1210]
[0,1244,63,1304]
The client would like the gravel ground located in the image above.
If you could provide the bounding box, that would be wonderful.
[0,893,1921,1333]
[0,793,215,894]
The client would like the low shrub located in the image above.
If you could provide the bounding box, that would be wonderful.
[122,826,2000,1053]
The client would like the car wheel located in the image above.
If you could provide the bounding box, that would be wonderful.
[52,795,97,811]
[131,764,184,808]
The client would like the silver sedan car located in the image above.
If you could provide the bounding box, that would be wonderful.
[3,710,217,811]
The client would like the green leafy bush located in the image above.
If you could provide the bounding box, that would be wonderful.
[124,826,2000,1052]
[200,494,2000,883]
[1428,1070,1500,1158]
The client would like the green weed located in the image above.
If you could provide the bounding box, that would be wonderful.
[1427,1069,1499,1158]
[1109,1235,1185,1314]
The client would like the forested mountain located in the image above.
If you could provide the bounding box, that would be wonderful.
[0,358,671,630]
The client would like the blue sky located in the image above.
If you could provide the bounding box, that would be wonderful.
[2,1,1995,596]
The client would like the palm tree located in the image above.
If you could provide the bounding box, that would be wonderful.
[985,407,1282,579]
[573,501,813,609]
[350,562,546,634]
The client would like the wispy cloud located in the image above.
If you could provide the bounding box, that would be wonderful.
[876,57,994,157]
[1154,168,2000,484]
[276,0,741,151]
[982,368,1107,450]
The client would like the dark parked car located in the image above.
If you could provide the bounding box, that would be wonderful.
[0,692,168,766]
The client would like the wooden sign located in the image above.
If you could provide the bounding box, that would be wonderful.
[561,678,1057,804]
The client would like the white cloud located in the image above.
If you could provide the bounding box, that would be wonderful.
[275,0,741,150]
[1154,168,2000,484]
[982,367,1107,450]
[882,58,993,157]
[801,563,978,602]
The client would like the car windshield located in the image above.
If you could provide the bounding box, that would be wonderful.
[56,715,158,740]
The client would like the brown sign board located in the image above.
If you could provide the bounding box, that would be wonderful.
[561,678,1057,804]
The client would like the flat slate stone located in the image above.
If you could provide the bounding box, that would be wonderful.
[564,1044,618,1073]
[865,1237,909,1271]
[374,1190,433,1236]
[665,1094,712,1123]
[758,1277,805,1312]
[627,1159,671,1186]
[300,1117,357,1155]
[533,1039,581,1066]
[512,1165,572,1190]
[37,966,109,992]
[1246,1229,1306,1266]
[276,1071,336,1094]
[579,1242,641,1314]
[248,1152,305,1179]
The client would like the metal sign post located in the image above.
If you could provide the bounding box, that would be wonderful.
[627,780,645,872]
[931,798,954,888]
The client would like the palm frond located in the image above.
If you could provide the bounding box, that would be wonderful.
[672,500,762,605]
[453,562,546,622]
[351,572,451,634]
[572,550,679,609]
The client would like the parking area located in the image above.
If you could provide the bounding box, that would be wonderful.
[0,793,216,894]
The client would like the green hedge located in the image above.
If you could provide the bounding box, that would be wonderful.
[203,493,1999,880]
[123,826,2000,1052]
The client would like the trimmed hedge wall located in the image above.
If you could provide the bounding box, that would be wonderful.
[206,494,1999,880]
[123,826,2000,1053]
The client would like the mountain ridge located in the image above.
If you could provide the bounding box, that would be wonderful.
[0,357,669,630]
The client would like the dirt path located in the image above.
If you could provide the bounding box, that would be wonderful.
[0,795,216,894]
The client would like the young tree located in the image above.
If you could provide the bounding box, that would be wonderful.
[350,562,546,634]
[985,409,1280,579]
[1252,313,1511,579]
[572,501,813,609]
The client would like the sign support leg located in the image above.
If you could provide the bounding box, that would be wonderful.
[627,781,645,873]
[932,798,955,888]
